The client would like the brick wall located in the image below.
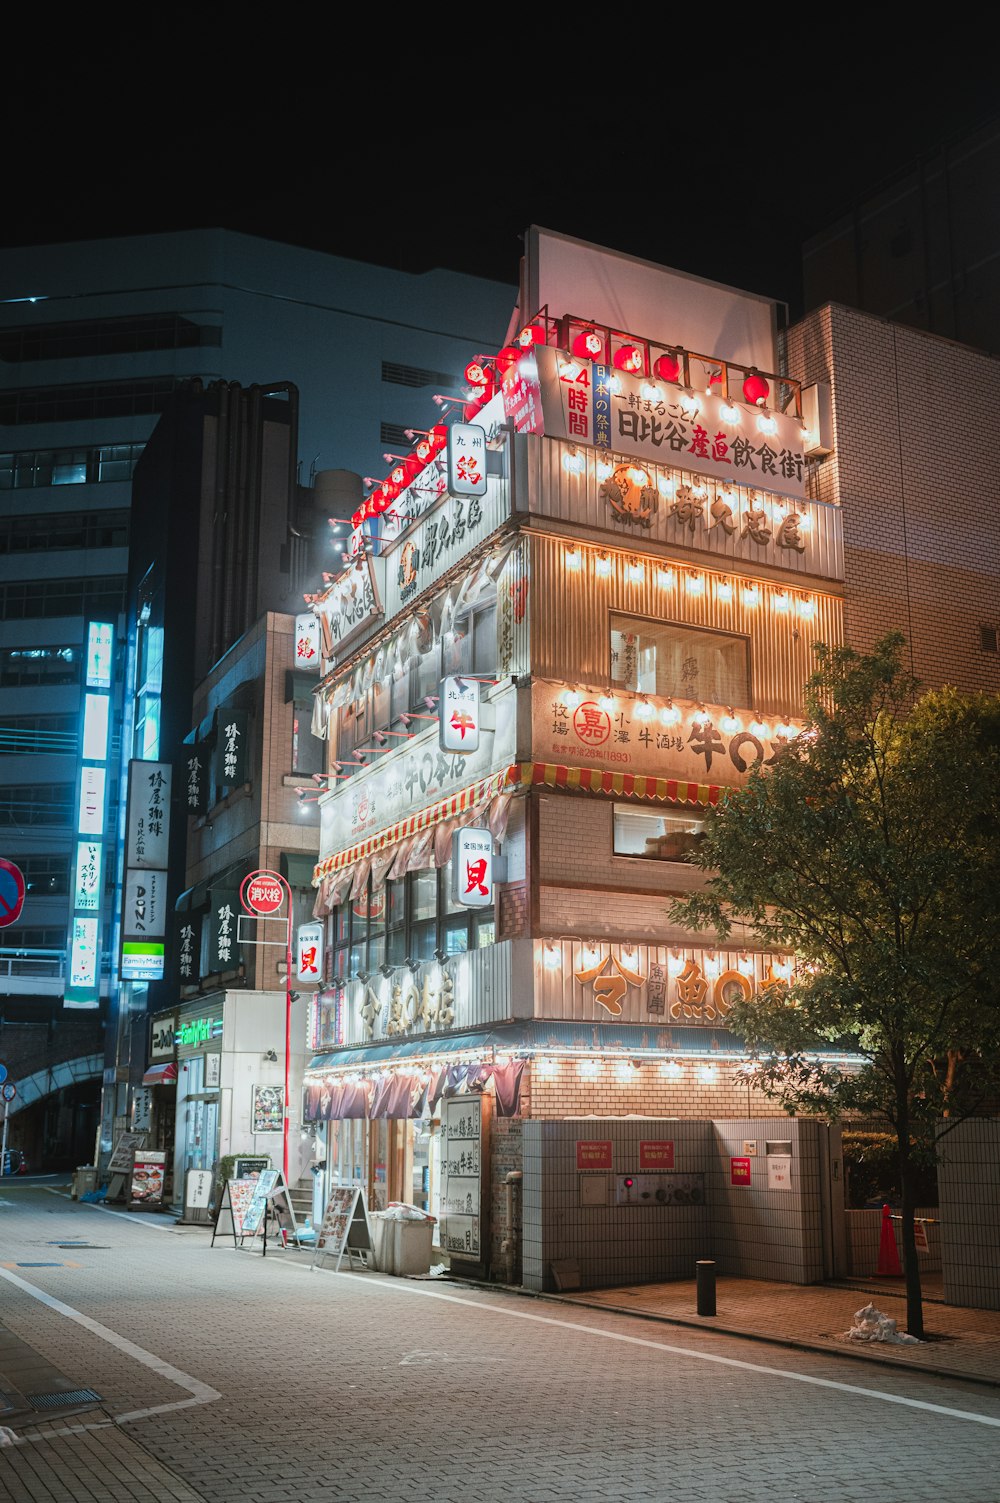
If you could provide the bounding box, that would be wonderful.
[786,304,1000,694]
[527,1059,789,1121]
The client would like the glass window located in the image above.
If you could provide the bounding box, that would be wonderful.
[613,803,708,862]
[292,702,323,775]
[610,614,750,705]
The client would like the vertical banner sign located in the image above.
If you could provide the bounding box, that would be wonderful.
[124,762,172,870]
[175,910,202,984]
[451,827,493,908]
[295,611,321,670]
[213,710,248,791]
[121,870,167,979]
[439,675,481,754]
[183,742,209,817]
[440,1096,482,1257]
[296,921,324,984]
[208,889,240,973]
[447,423,488,497]
[67,620,115,1008]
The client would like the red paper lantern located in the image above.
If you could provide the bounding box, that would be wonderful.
[431,425,448,451]
[464,360,490,387]
[653,352,681,382]
[742,371,770,407]
[613,344,644,373]
[572,328,604,360]
[495,346,520,374]
[390,466,406,487]
[708,368,724,390]
[518,325,544,348]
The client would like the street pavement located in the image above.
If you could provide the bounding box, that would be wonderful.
[2,1181,1000,1502]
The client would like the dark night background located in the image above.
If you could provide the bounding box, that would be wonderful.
[3,42,998,314]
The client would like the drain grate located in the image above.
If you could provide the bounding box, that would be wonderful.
[25,1389,102,1410]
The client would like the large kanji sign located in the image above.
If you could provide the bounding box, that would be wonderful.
[241,870,286,917]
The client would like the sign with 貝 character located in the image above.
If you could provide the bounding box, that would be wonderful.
[451,827,493,908]
[439,675,481,754]
[296,921,324,984]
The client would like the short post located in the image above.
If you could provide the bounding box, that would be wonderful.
[696,1259,716,1317]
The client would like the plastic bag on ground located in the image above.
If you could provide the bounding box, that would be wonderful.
[384,1201,437,1223]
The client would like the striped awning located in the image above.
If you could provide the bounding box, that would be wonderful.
[313,766,515,883]
[508,761,729,806]
[313,761,729,887]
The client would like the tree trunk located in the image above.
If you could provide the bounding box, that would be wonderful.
[895,1066,924,1339]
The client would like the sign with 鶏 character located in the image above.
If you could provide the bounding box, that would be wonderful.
[447,423,488,497]
[124,761,172,869]
[439,675,481,754]
[213,709,248,790]
[451,827,493,908]
[295,611,321,669]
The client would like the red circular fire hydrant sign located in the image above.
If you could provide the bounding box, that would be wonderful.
[241,869,285,916]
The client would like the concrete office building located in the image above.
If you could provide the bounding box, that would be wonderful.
[0,231,512,1169]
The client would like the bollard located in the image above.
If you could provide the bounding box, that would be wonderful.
[696,1259,717,1317]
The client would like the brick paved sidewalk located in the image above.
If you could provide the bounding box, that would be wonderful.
[554,1274,1000,1387]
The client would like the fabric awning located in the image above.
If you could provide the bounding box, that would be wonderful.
[142,1062,178,1085]
[313,766,515,884]
[507,762,730,806]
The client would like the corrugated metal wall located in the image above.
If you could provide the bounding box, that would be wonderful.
[528,533,843,716]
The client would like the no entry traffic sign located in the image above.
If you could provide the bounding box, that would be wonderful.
[0,859,26,929]
[240,869,286,917]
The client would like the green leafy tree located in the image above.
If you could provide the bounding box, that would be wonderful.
[670,633,1000,1337]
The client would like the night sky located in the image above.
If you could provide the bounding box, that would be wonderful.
[5,48,998,318]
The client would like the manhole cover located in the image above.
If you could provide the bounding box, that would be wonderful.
[25,1389,102,1410]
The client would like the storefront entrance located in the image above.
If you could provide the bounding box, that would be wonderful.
[323,1117,443,1235]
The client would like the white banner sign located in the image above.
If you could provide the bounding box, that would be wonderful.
[297,921,324,983]
[451,827,493,908]
[447,423,488,497]
[295,611,321,669]
[439,675,481,754]
[124,868,167,940]
[124,761,172,869]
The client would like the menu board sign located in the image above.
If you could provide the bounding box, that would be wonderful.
[130,1151,166,1206]
[440,1097,482,1258]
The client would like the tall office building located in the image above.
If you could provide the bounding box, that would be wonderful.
[0,230,513,1168]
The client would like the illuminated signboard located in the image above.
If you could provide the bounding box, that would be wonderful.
[79,766,106,835]
[73,841,103,912]
[439,676,481,755]
[86,621,114,690]
[447,423,488,497]
[121,940,166,981]
[68,916,99,992]
[451,827,493,909]
[82,692,110,761]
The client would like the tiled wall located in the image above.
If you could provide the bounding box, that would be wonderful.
[938,1120,1000,1310]
[521,1116,837,1292]
[845,1207,941,1277]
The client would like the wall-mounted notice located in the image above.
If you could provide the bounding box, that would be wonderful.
[440,1097,482,1257]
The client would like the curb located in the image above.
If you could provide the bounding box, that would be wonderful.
[429,1275,1000,1392]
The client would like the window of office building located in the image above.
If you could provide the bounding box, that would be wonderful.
[4,854,70,896]
[0,646,79,687]
[610,615,751,706]
[0,441,145,489]
[0,509,129,553]
[0,314,221,363]
[0,715,76,756]
[0,576,126,621]
[0,784,74,826]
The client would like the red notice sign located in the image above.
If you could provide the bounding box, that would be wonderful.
[576,1140,613,1171]
[241,869,285,917]
[639,1141,675,1170]
[730,1156,753,1188]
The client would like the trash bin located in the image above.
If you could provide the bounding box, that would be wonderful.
[390,1218,434,1276]
[72,1166,98,1200]
[373,1205,435,1276]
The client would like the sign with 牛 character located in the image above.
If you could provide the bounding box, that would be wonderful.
[439,675,481,754]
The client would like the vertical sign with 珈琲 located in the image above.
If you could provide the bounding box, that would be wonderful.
[119,760,172,983]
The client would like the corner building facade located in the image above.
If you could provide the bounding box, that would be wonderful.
[303,230,853,1291]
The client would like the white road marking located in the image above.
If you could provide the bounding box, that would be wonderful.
[310,1270,1000,1431]
[44,1187,181,1231]
[0,1265,220,1427]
